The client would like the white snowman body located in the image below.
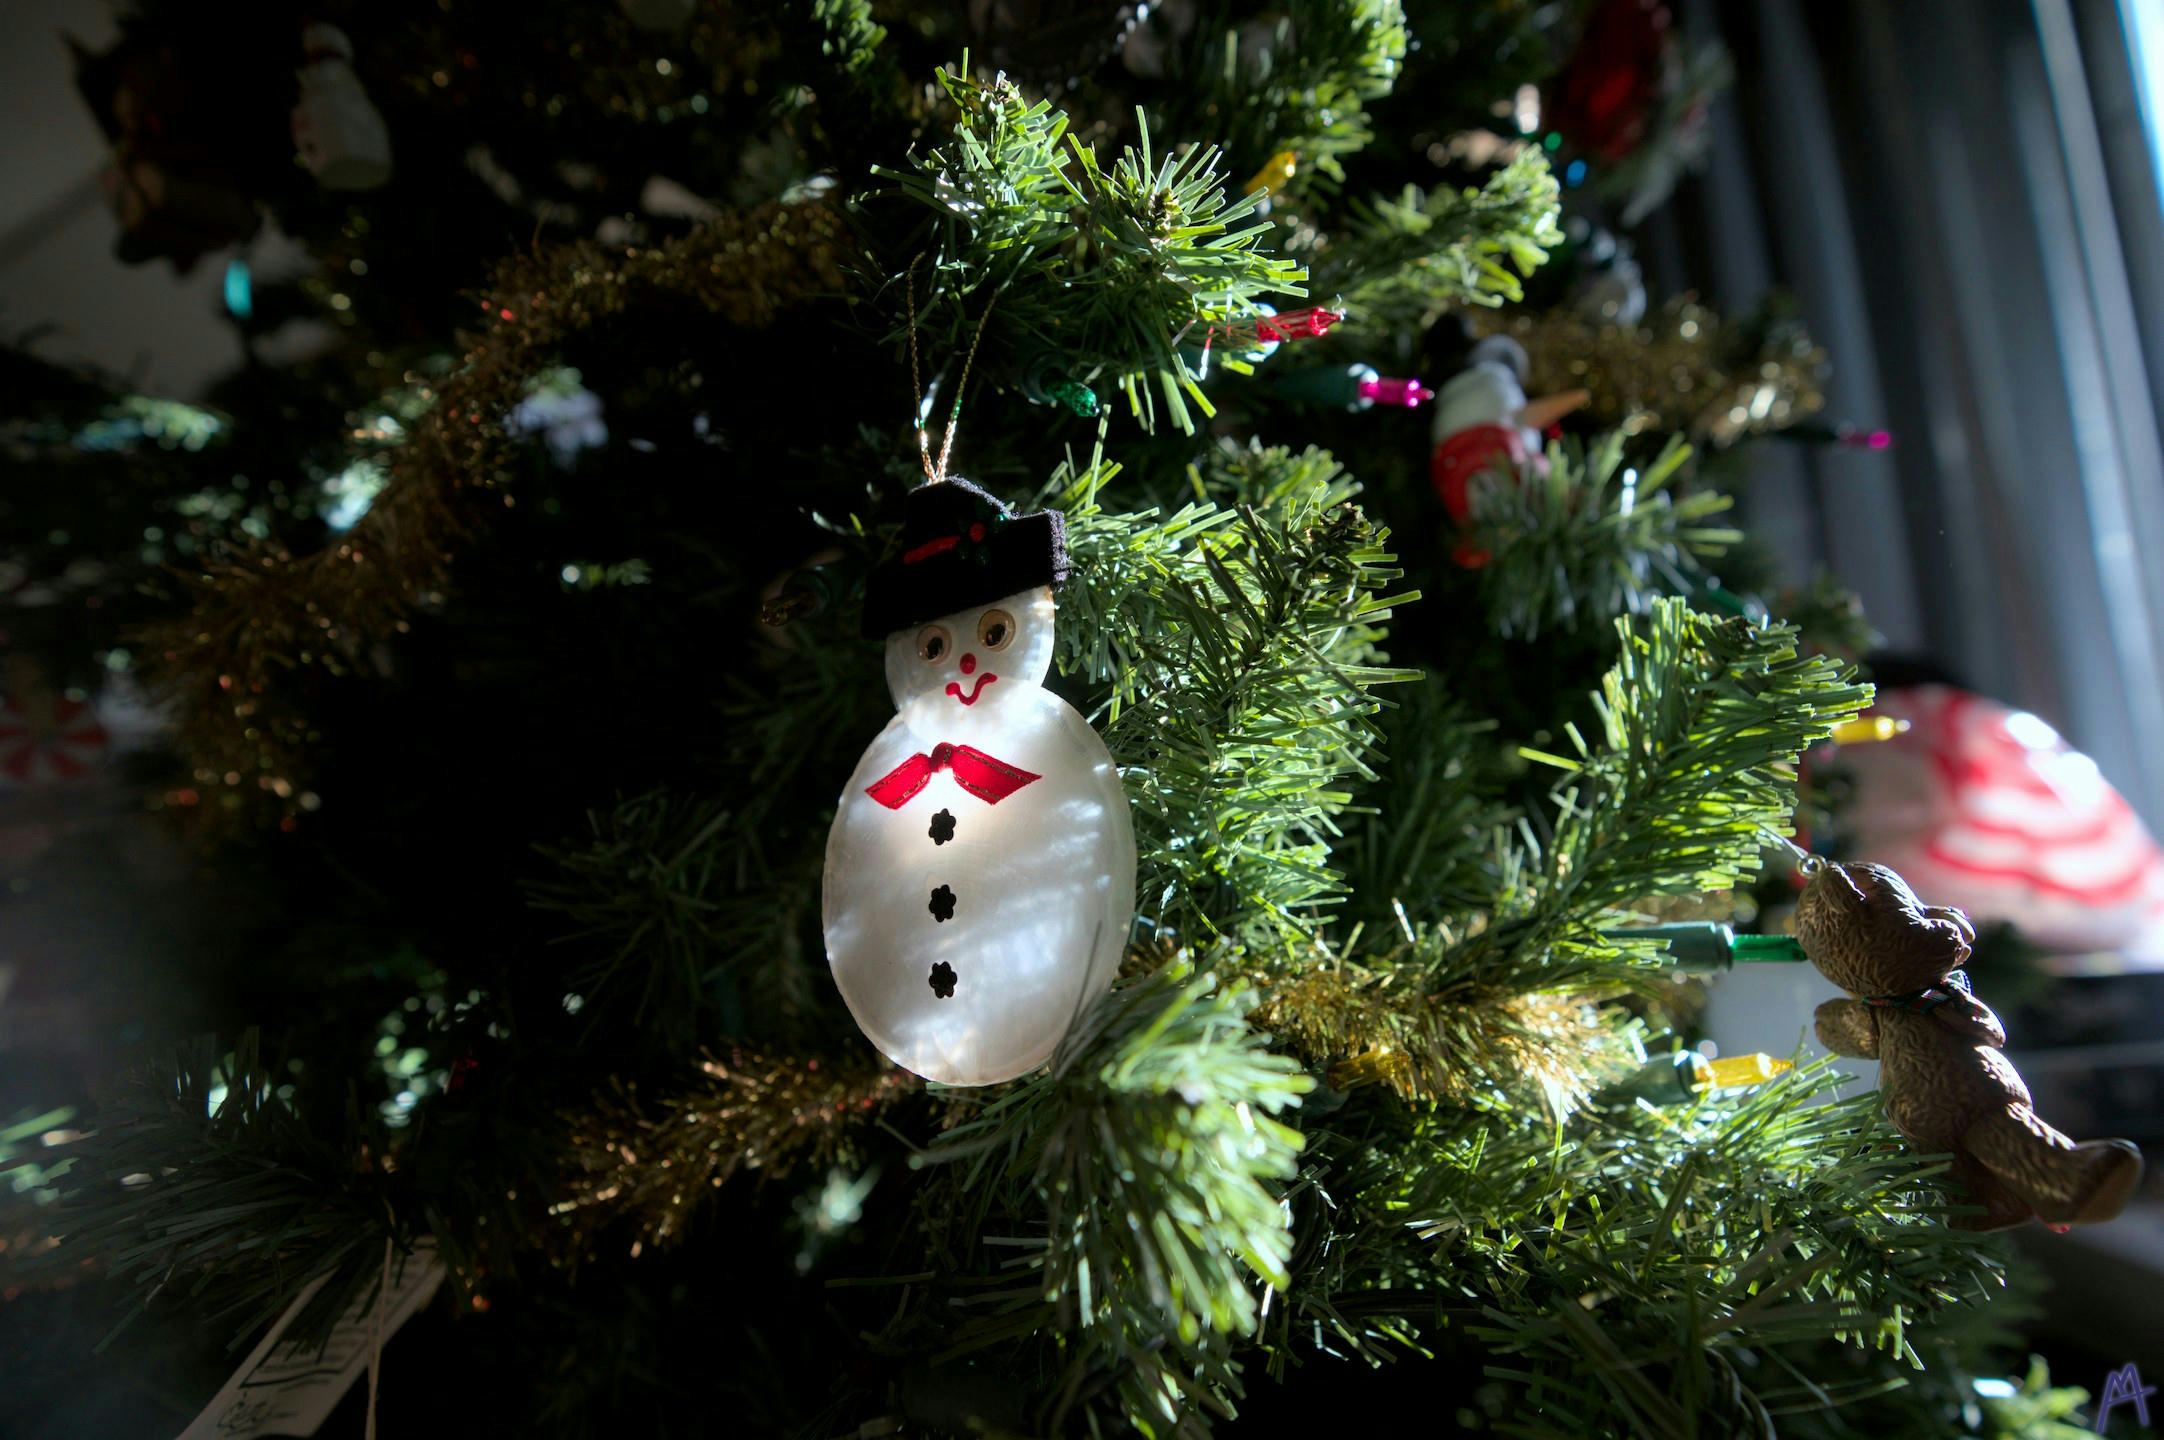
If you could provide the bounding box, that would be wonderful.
[823,584,1135,1085]
[1431,357,1539,456]
[292,24,393,192]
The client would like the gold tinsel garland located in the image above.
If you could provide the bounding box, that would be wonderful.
[551,1049,919,1256]
[137,202,850,822]
[543,946,1646,1252]
[1472,298,1826,446]
[1248,955,1640,1116]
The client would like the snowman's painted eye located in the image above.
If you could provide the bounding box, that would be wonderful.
[916,625,952,663]
[977,609,1016,651]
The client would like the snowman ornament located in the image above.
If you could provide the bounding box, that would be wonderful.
[823,479,1135,1086]
[1429,335,1588,565]
[291,23,393,193]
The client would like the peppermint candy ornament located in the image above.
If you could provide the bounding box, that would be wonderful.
[823,480,1135,1085]
[0,692,109,786]
[1831,685,2164,958]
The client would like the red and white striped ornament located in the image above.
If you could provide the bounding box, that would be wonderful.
[1832,685,2164,959]
[0,694,110,786]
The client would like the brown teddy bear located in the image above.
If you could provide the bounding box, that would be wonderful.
[1794,859,2143,1232]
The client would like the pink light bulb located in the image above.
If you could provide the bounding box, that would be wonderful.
[1356,375,1434,407]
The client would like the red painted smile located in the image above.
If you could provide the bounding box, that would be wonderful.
[946,673,998,706]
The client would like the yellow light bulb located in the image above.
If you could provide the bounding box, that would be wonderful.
[1829,716,1911,745]
[1246,150,1298,196]
[1699,1054,1792,1090]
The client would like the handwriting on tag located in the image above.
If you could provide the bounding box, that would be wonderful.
[177,1241,445,1440]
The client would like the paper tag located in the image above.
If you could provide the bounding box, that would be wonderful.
[177,1241,445,1440]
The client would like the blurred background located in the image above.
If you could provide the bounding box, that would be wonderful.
[3,0,2162,1433]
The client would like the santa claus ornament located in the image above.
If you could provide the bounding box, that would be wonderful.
[823,479,1135,1085]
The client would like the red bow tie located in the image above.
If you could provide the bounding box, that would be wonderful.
[865,742,1040,810]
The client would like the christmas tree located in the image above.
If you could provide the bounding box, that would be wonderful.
[1,2,2112,1436]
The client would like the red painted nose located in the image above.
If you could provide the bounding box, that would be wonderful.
[959,653,977,675]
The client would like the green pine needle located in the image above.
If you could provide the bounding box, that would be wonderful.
[1171,0,1410,184]
[1271,1061,2004,1439]
[1467,432,1740,640]
[1056,440,1419,950]
[1528,598,1871,921]
[879,71,1308,433]
[39,1033,415,1353]
[924,961,1312,1437]
[1319,149,1564,334]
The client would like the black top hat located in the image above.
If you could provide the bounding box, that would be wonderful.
[860,479,1069,638]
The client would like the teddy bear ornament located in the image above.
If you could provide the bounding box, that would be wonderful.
[1793,857,2143,1231]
